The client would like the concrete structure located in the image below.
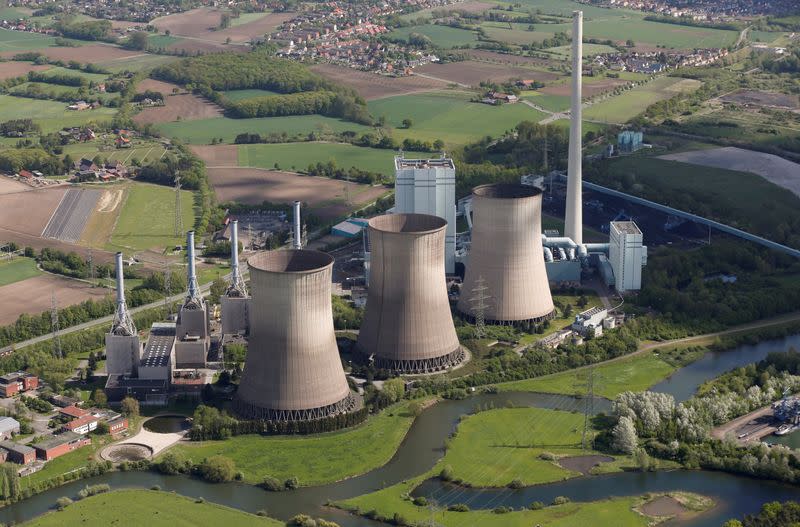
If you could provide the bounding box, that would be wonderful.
[609,221,646,292]
[175,231,209,368]
[0,372,38,397]
[292,200,302,249]
[358,214,464,373]
[104,376,168,405]
[564,10,583,245]
[0,417,20,440]
[32,432,90,461]
[459,184,554,324]
[618,130,644,153]
[222,220,250,336]
[106,252,141,377]
[235,250,358,421]
[332,217,369,238]
[0,441,35,464]
[572,306,610,337]
[138,322,176,381]
[394,155,456,273]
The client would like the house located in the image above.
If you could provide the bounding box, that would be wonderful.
[107,416,129,438]
[115,135,131,148]
[62,414,99,434]
[0,417,20,440]
[490,92,518,103]
[0,372,38,398]
[78,158,98,172]
[32,432,91,461]
[0,441,35,464]
[59,405,88,420]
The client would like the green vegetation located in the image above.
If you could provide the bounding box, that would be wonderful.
[238,142,398,175]
[22,437,110,489]
[22,489,282,526]
[389,25,478,48]
[147,34,182,50]
[167,400,419,486]
[724,501,800,527]
[62,140,167,165]
[584,77,702,123]
[0,257,41,287]
[108,182,196,252]
[0,28,58,52]
[222,88,280,102]
[0,95,115,133]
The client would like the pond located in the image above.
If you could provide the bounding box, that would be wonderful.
[143,416,192,434]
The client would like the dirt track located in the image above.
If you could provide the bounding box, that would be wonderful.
[0,274,110,325]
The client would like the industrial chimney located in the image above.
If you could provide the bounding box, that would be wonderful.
[222,220,249,335]
[111,252,135,336]
[292,201,302,250]
[357,213,464,373]
[185,230,202,307]
[458,184,554,324]
[226,220,247,297]
[175,230,209,368]
[106,252,140,376]
[564,10,583,245]
[235,250,359,421]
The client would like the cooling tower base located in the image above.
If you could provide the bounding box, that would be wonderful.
[370,347,466,375]
[233,392,362,422]
[459,309,556,327]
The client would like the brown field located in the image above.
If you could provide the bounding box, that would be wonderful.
[720,89,799,109]
[0,177,31,195]
[214,12,295,43]
[0,274,110,325]
[415,60,559,86]
[453,1,496,13]
[166,39,228,54]
[151,7,222,39]
[311,64,448,100]
[465,49,556,68]
[208,167,388,219]
[541,78,627,98]
[133,78,223,125]
[0,61,49,80]
[0,44,144,63]
[190,144,238,166]
[152,7,289,47]
[0,185,67,237]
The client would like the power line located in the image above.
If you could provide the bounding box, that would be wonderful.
[469,275,489,339]
[50,292,62,359]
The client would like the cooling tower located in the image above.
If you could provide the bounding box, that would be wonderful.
[458,184,554,324]
[357,214,464,374]
[564,10,584,245]
[235,250,358,421]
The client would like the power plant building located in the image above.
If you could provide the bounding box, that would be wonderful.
[459,184,554,324]
[175,231,209,368]
[221,220,249,336]
[357,214,464,373]
[609,221,646,292]
[235,250,359,421]
[138,323,176,380]
[394,155,457,273]
[105,252,141,377]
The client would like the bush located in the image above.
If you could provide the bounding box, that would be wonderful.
[284,476,299,490]
[77,483,110,499]
[439,465,454,481]
[507,479,524,489]
[261,475,283,492]
[448,503,470,512]
[539,452,558,461]
[197,456,236,483]
[150,485,161,491]
[195,497,205,503]
[392,512,408,526]
[157,451,192,475]
[493,506,512,514]
[529,501,544,510]
[56,496,72,510]
[552,496,571,505]
[412,496,428,506]
[256,509,269,517]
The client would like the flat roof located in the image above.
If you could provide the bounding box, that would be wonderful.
[142,323,175,369]
[33,431,84,451]
[0,440,34,455]
[105,375,168,390]
[611,221,642,235]
[394,155,454,170]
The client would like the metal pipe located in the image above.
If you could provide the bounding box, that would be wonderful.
[292,201,302,250]
[543,247,554,263]
[187,230,198,298]
[231,220,240,276]
[564,10,583,245]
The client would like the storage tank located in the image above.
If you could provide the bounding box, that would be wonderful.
[458,183,554,324]
[235,250,358,421]
[357,213,464,373]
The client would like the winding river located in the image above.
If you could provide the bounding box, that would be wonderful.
[3,334,800,526]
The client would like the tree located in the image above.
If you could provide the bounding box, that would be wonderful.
[198,455,236,482]
[209,276,226,304]
[91,389,107,407]
[382,377,405,403]
[626,39,635,47]
[126,31,149,50]
[157,451,192,475]
[401,118,413,129]
[611,415,638,454]
[120,396,140,417]
[219,13,231,29]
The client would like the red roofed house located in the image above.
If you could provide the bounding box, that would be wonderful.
[62,414,98,434]
[59,405,88,419]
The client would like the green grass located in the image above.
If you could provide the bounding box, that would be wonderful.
[156,115,371,144]
[62,140,167,165]
[749,30,785,44]
[22,489,282,526]
[0,257,41,286]
[369,91,547,147]
[97,53,178,74]
[0,95,116,133]
[167,400,420,486]
[230,12,272,27]
[583,77,702,123]
[238,142,400,175]
[147,34,182,49]
[497,351,676,399]
[22,436,110,489]
[389,24,478,48]
[222,88,280,101]
[108,182,196,252]
[0,28,57,52]
[40,66,109,83]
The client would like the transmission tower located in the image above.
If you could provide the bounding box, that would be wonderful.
[469,275,489,339]
[163,263,172,316]
[87,248,94,281]
[174,173,183,237]
[50,292,62,359]
[581,364,595,451]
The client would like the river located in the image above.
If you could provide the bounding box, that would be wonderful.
[4,334,800,526]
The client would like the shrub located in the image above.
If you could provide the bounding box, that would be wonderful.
[412,496,428,506]
[552,496,571,505]
[493,506,512,514]
[439,465,454,481]
[508,479,524,489]
[197,456,236,483]
[284,476,299,490]
[529,501,544,510]
[77,483,110,499]
[150,485,161,491]
[448,503,470,512]
[392,512,409,525]
[156,451,192,475]
[55,496,72,510]
[539,452,558,461]
[195,497,205,503]
[261,475,283,492]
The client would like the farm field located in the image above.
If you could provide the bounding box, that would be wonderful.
[97,53,177,73]
[221,88,280,101]
[0,95,116,133]
[400,0,494,20]
[311,63,448,100]
[368,91,547,147]
[168,400,417,485]
[415,60,558,86]
[133,79,222,126]
[238,142,400,175]
[22,489,282,527]
[41,188,101,243]
[0,184,67,237]
[0,28,56,53]
[0,61,49,80]
[523,91,570,112]
[389,25,478,48]
[108,182,196,253]
[539,76,629,99]
[150,7,292,46]
[1,43,142,63]
[156,115,371,144]
[79,186,125,249]
[546,43,618,58]
[583,77,702,123]
[0,274,109,325]
[62,140,168,165]
[0,257,41,287]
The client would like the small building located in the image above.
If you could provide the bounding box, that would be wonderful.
[572,306,609,337]
[32,432,90,461]
[618,130,644,154]
[63,414,99,435]
[0,441,35,464]
[0,417,20,440]
[331,218,369,238]
[59,405,88,420]
[0,372,38,397]
[107,416,129,438]
[51,394,80,408]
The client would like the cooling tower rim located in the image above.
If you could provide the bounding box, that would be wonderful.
[473,183,542,200]
[247,249,333,274]
[368,213,447,235]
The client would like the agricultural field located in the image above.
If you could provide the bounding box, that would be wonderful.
[0,95,116,133]
[62,139,168,166]
[97,53,178,74]
[0,274,109,325]
[414,60,559,86]
[583,77,702,123]
[79,186,126,249]
[546,43,618,58]
[168,400,418,485]
[522,91,570,112]
[41,188,101,243]
[5,43,141,64]
[0,183,67,238]
[311,63,449,100]
[0,257,41,287]
[237,142,400,175]
[400,0,495,20]
[108,182,196,253]
[0,61,49,80]
[150,7,292,47]
[480,22,560,46]
[0,28,57,53]
[388,24,479,48]
[221,88,280,101]
[368,91,547,147]
[22,489,282,527]
[133,79,223,126]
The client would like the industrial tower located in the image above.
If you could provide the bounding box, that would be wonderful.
[221,220,250,335]
[174,230,209,368]
[105,252,141,376]
[564,10,583,245]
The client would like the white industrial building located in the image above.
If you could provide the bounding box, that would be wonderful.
[609,221,647,292]
[394,154,456,273]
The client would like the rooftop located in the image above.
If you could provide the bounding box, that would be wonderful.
[32,431,84,451]
[0,440,34,455]
[59,405,88,418]
[0,417,19,433]
[611,221,642,236]
[65,415,98,429]
[395,155,454,170]
[105,375,168,390]
[141,322,176,369]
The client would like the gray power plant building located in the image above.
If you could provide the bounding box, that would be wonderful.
[105,252,141,376]
[459,184,554,324]
[175,231,209,368]
[221,220,249,335]
[235,250,358,421]
[357,214,464,373]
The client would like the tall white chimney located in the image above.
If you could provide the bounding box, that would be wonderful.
[186,230,201,303]
[227,220,247,297]
[564,11,583,246]
[292,201,302,250]
[110,252,135,336]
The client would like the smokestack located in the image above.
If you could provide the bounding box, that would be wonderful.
[110,251,135,336]
[235,250,358,421]
[357,213,464,374]
[115,252,125,306]
[292,201,302,250]
[227,220,247,297]
[564,10,583,245]
[458,184,554,324]
[186,230,201,303]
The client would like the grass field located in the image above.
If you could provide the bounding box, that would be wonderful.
[369,91,547,147]
[238,142,401,175]
[40,66,109,83]
[147,34,183,49]
[0,257,41,287]
[546,43,618,58]
[98,53,178,74]
[21,436,111,489]
[222,88,280,101]
[497,351,676,399]
[62,140,168,165]
[167,400,419,486]
[156,115,371,144]
[0,28,57,52]
[0,95,116,133]
[108,182,196,252]
[229,12,272,27]
[22,489,282,527]
[583,77,702,123]
[389,24,478,48]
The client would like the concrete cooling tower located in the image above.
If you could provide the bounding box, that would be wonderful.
[458,184,554,324]
[235,250,358,421]
[357,213,464,373]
